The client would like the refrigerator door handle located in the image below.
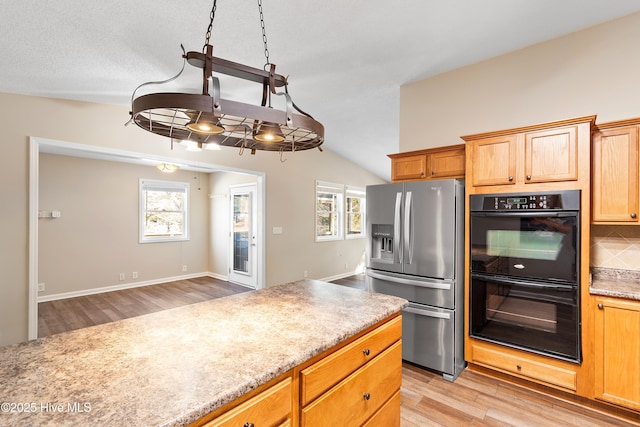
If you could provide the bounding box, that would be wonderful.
[367,270,452,290]
[404,191,413,264]
[404,305,451,320]
[394,192,402,264]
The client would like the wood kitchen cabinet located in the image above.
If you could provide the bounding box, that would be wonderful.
[462,116,593,190]
[190,314,403,427]
[466,134,517,186]
[592,119,640,224]
[300,315,402,427]
[388,144,465,182]
[594,297,640,411]
[199,377,292,427]
[469,341,578,392]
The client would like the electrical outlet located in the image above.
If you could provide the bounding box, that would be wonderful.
[303,270,308,278]
[344,263,348,270]
[132,272,138,279]
[119,273,125,281]
[182,265,188,272]
[38,282,45,292]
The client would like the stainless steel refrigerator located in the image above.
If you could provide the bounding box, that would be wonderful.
[366,179,465,381]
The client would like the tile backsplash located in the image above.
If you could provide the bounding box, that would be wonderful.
[590,225,640,271]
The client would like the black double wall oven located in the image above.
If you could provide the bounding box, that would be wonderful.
[469,190,581,363]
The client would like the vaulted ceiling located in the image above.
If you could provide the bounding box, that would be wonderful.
[2,1,640,179]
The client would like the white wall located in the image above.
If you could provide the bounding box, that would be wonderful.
[208,171,259,280]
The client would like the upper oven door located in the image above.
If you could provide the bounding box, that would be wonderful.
[470,211,579,284]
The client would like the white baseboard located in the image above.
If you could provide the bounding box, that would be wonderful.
[38,272,217,303]
[319,270,362,283]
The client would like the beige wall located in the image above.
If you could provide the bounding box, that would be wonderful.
[0,92,384,346]
[400,11,640,150]
[400,11,640,274]
[39,154,210,296]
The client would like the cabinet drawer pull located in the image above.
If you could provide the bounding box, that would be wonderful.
[431,170,435,175]
[632,213,637,219]
[526,175,532,180]
[508,176,514,182]
[598,303,603,309]
[516,364,522,371]
[363,349,370,356]
[244,423,255,427]
[363,392,371,400]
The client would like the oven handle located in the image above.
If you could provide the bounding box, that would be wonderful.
[470,211,578,218]
[471,273,576,290]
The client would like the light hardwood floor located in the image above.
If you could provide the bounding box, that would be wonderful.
[38,275,639,426]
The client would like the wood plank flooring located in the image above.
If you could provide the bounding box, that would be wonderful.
[37,274,639,426]
[37,276,250,337]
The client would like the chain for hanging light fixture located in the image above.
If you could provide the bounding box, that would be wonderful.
[128,0,324,154]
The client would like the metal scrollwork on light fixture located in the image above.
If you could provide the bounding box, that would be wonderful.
[128,0,324,155]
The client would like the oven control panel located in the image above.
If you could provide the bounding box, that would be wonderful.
[482,194,563,210]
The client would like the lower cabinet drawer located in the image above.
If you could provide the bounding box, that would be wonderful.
[301,340,402,427]
[362,390,400,427]
[202,377,292,427]
[300,315,401,406]
[472,344,577,391]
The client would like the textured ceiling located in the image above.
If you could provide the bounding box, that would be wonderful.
[2,1,640,179]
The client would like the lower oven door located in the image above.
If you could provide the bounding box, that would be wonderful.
[402,302,455,376]
[470,273,580,362]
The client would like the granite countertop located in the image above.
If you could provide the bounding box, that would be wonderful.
[589,267,640,301]
[0,280,407,427]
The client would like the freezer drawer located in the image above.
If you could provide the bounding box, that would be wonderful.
[402,302,455,377]
[367,269,455,309]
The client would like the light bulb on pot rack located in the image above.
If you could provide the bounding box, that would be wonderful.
[127,0,324,156]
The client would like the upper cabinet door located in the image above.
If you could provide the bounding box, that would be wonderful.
[592,126,639,223]
[524,126,578,184]
[390,154,427,182]
[429,148,465,179]
[469,135,517,187]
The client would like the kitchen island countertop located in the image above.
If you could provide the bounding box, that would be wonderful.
[0,280,407,427]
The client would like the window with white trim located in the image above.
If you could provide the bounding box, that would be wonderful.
[139,179,189,243]
[345,186,366,239]
[315,181,344,241]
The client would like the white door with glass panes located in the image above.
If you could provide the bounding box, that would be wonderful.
[229,184,258,288]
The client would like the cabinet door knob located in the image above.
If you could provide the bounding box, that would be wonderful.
[363,392,371,400]
[632,213,637,219]
[508,176,514,182]
[598,303,603,309]
[516,364,522,371]
[526,175,532,180]
[363,349,370,356]
[244,423,255,427]
[431,170,435,175]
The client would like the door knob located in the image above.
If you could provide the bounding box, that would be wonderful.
[631,213,637,219]
[598,303,603,309]
[526,175,532,180]
[508,176,514,182]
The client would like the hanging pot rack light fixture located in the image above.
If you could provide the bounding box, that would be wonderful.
[128,0,324,155]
